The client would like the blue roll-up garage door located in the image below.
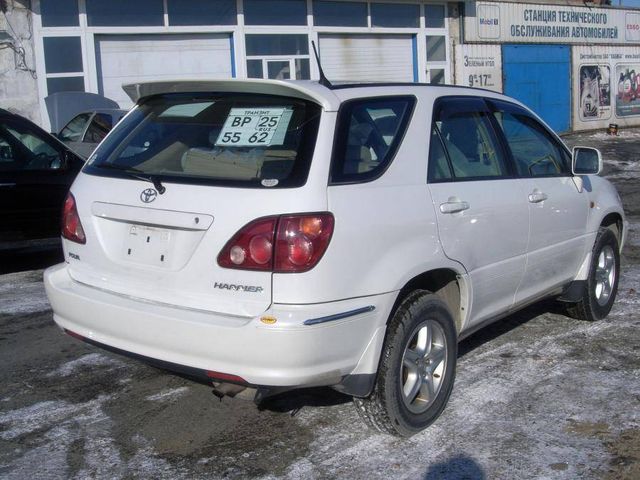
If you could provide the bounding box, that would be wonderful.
[502,45,570,133]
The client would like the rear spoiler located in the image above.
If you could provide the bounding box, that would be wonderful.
[122,79,341,111]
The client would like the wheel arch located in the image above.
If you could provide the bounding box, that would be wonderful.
[600,212,624,252]
[391,268,469,334]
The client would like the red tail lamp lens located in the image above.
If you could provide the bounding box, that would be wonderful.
[274,213,334,273]
[217,217,277,271]
[218,213,334,273]
[61,193,86,244]
[288,234,313,266]
[249,235,273,265]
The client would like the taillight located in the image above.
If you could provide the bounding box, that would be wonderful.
[217,217,277,271]
[274,214,334,272]
[61,192,86,244]
[217,213,334,273]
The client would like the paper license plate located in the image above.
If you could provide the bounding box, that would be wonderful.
[215,107,292,147]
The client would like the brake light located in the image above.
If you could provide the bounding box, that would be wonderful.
[274,214,334,272]
[217,213,334,273]
[61,193,86,244]
[217,217,277,270]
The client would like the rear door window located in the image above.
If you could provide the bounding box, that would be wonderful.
[0,120,63,171]
[84,93,321,188]
[330,96,415,184]
[429,97,509,182]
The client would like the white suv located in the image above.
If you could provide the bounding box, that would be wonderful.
[45,80,627,436]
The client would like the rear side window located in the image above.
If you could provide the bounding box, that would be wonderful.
[59,113,92,142]
[84,93,321,188]
[429,97,509,182]
[330,96,415,184]
[83,113,112,143]
[489,100,570,177]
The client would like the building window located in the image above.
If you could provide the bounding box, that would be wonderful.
[44,37,83,74]
[245,34,310,80]
[168,0,236,26]
[40,0,79,27]
[426,36,446,62]
[313,1,367,27]
[86,0,164,26]
[244,0,307,26]
[246,34,308,56]
[370,3,419,28]
[425,4,449,85]
[46,77,85,95]
[43,37,84,94]
[425,4,446,29]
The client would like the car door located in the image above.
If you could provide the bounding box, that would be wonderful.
[487,100,590,302]
[0,116,80,248]
[427,96,529,326]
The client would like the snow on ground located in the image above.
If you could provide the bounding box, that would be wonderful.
[46,353,126,378]
[146,387,190,402]
[0,270,50,315]
[0,395,186,479]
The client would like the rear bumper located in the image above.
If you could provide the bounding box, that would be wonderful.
[44,263,395,388]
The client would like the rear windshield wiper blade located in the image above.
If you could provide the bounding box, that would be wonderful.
[97,163,166,194]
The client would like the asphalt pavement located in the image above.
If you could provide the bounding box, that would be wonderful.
[0,128,638,479]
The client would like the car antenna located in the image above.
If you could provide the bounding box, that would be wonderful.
[311,41,333,89]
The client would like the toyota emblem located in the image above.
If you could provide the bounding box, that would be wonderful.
[140,188,158,203]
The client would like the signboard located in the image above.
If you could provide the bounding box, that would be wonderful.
[573,46,640,130]
[454,44,502,92]
[215,108,292,147]
[466,2,640,45]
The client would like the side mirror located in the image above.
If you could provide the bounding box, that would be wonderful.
[572,146,602,175]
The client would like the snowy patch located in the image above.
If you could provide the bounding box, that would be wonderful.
[46,353,125,378]
[146,387,190,402]
[0,398,106,441]
[0,270,49,315]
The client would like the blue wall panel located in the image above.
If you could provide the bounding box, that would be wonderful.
[502,44,570,133]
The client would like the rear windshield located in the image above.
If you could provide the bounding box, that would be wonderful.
[84,93,322,188]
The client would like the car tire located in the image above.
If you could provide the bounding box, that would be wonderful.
[353,291,457,437]
[566,227,620,322]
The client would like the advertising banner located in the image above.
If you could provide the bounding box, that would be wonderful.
[466,2,640,45]
[615,64,640,117]
[454,44,502,93]
[573,46,640,130]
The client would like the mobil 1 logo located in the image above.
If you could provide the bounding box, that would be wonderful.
[215,107,293,147]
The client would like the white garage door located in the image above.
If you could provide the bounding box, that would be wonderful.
[95,34,233,108]
[319,34,415,83]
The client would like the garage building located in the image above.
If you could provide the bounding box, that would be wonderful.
[33,0,451,129]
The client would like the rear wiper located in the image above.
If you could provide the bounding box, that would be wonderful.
[97,163,166,194]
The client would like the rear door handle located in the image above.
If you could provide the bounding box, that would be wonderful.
[0,183,16,187]
[528,191,548,203]
[440,200,470,214]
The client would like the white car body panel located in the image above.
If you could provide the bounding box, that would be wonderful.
[515,176,590,303]
[429,179,529,326]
